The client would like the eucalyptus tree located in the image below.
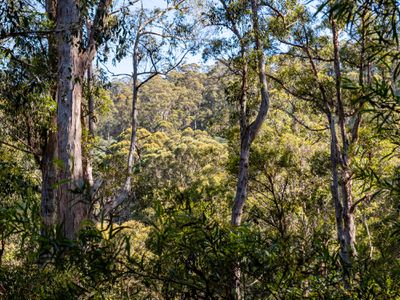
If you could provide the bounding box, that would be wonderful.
[1,0,117,238]
[203,0,290,297]
[266,0,389,279]
[54,0,114,238]
[230,0,271,230]
[104,0,196,211]
[326,0,400,270]
[204,0,271,225]
[316,0,399,274]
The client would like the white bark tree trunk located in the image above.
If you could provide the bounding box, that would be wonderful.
[230,1,271,298]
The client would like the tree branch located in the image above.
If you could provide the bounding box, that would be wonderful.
[248,0,270,143]
[278,107,329,132]
[0,140,35,156]
[85,0,113,67]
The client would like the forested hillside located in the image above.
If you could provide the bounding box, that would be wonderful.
[1,0,400,298]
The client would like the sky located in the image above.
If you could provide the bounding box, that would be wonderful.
[104,0,203,76]
[104,0,322,76]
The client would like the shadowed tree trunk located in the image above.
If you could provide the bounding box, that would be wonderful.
[327,111,347,262]
[40,0,58,235]
[40,124,58,231]
[82,63,94,195]
[302,20,357,278]
[331,18,357,269]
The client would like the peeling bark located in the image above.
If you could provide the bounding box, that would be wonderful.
[54,0,111,239]
[56,0,87,239]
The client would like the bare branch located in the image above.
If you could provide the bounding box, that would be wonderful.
[137,47,192,89]
[266,73,315,102]
[350,191,381,213]
[100,61,133,78]
[0,30,53,41]
[0,140,35,156]
[278,107,329,132]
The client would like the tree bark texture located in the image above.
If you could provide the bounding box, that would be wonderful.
[56,0,87,239]
[54,0,112,238]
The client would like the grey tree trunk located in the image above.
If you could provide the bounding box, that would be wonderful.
[124,45,139,194]
[231,140,250,226]
[231,133,250,300]
[56,0,87,239]
[231,56,249,227]
[327,112,349,264]
[40,0,58,234]
[231,0,270,228]
[230,1,271,298]
[110,39,140,215]
[331,18,357,265]
[302,19,357,279]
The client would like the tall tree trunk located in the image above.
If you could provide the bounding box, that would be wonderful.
[82,64,94,194]
[230,131,250,300]
[124,45,139,194]
[331,17,357,268]
[327,111,349,264]
[108,39,140,217]
[40,125,58,232]
[231,0,270,227]
[56,0,87,239]
[40,0,58,235]
[231,56,249,227]
[230,1,271,298]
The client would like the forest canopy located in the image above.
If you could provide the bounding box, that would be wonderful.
[0,0,400,298]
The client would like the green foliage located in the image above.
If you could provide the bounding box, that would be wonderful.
[98,126,231,217]
[1,0,400,298]
[98,65,232,139]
